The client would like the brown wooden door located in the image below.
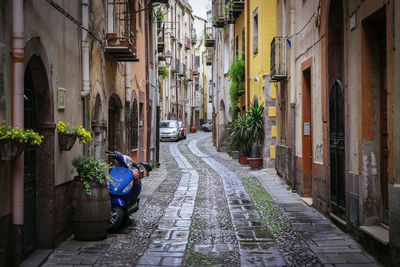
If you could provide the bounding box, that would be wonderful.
[302,68,312,197]
[329,80,346,217]
[379,20,388,224]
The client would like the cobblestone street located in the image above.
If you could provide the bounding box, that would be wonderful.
[41,132,381,267]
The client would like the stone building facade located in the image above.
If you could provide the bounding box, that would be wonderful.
[0,0,158,266]
[274,0,399,265]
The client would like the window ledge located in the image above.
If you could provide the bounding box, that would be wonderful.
[360,225,389,245]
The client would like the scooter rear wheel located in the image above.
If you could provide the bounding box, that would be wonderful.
[108,205,124,232]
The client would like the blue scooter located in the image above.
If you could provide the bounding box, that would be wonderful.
[105,150,152,231]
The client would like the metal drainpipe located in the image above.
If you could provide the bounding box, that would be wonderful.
[291,103,296,188]
[82,0,90,156]
[12,0,24,226]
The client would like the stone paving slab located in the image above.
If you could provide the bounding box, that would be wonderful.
[136,142,199,266]
[188,138,286,267]
[250,168,382,267]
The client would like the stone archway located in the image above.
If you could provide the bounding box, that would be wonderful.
[327,0,346,218]
[92,93,106,161]
[108,93,123,153]
[23,37,55,253]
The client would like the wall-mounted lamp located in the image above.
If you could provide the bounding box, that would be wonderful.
[165,50,172,66]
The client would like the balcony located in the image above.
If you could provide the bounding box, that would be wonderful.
[212,0,226,28]
[204,27,215,47]
[172,58,180,74]
[158,36,164,53]
[105,1,138,62]
[225,0,244,22]
[206,50,212,65]
[185,36,191,50]
[270,37,287,81]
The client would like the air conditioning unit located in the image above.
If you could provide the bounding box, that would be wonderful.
[270,37,287,81]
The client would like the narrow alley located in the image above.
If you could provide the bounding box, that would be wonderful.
[41,133,380,267]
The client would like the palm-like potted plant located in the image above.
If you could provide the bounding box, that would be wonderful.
[235,112,251,164]
[247,100,265,169]
[71,156,112,241]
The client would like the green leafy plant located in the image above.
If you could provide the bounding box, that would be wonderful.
[247,99,264,145]
[229,112,251,156]
[159,66,169,80]
[204,32,213,39]
[72,156,112,195]
[224,0,233,23]
[0,120,44,146]
[156,10,164,21]
[57,121,92,144]
[228,59,245,108]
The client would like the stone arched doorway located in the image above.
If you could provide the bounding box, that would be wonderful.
[108,94,123,153]
[23,41,55,256]
[327,0,346,218]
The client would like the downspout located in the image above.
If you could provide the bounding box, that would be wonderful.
[290,1,296,189]
[125,62,131,155]
[12,0,24,226]
[82,0,90,156]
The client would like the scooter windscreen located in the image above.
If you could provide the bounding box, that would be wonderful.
[109,167,134,194]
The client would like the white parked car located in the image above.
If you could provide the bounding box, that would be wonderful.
[160,120,180,142]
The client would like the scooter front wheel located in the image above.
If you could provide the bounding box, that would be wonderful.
[108,205,124,232]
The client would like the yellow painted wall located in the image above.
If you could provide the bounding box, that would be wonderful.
[246,0,276,108]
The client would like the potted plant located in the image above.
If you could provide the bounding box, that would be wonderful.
[228,113,241,159]
[247,100,264,169]
[0,121,44,161]
[106,33,117,46]
[156,10,164,29]
[235,113,251,164]
[57,121,92,151]
[71,155,112,241]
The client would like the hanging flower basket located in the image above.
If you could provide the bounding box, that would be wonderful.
[0,139,26,161]
[59,133,77,151]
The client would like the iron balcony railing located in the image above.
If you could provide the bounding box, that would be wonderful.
[105,0,138,61]
[270,37,287,81]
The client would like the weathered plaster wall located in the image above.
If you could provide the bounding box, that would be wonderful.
[24,0,82,186]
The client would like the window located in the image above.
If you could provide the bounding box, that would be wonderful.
[253,8,258,55]
[224,40,229,73]
[235,35,239,58]
[131,98,138,149]
[242,27,245,60]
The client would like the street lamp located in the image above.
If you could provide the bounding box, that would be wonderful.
[165,50,172,66]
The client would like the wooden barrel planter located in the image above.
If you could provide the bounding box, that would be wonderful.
[71,178,111,241]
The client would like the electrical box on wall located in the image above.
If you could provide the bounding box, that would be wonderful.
[57,87,66,110]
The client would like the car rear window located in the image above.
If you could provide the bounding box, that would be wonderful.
[160,121,178,128]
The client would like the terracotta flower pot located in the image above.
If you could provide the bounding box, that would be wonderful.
[59,133,77,151]
[106,33,117,46]
[0,139,26,161]
[248,158,263,170]
[239,157,248,165]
